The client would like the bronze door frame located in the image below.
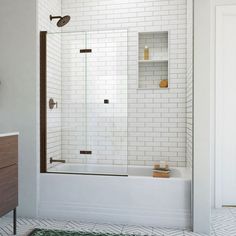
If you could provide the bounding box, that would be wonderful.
[40,31,47,173]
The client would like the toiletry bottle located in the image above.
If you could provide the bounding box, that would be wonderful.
[144,45,149,60]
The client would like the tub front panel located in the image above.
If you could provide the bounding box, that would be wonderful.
[39,171,191,229]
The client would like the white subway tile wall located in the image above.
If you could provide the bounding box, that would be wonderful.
[38,0,62,168]
[138,32,169,89]
[139,61,168,89]
[138,32,168,61]
[60,0,189,167]
[61,32,87,164]
[86,30,128,166]
[61,30,128,166]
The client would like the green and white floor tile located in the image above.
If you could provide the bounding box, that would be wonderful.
[1,208,235,236]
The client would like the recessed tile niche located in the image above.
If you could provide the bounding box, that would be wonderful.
[138,31,169,89]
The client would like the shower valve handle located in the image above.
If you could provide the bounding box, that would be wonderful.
[49,98,58,109]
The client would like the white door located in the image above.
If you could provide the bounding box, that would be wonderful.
[216,5,236,206]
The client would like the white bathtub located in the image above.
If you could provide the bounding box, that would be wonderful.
[39,165,192,229]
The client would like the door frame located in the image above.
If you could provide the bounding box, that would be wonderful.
[215,5,223,209]
[40,31,47,173]
[215,5,236,208]
[193,0,211,234]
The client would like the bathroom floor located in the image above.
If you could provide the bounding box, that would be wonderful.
[0,208,234,236]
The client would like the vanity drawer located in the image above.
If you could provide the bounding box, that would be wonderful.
[0,165,18,216]
[0,136,18,169]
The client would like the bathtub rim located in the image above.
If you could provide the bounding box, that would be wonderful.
[46,164,191,180]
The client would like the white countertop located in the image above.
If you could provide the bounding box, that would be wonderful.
[0,132,19,138]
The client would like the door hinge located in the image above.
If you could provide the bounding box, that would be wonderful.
[80,151,92,155]
[80,49,92,53]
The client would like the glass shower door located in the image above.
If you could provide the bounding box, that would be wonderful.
[46,31,87,172]
[86,30,128,175]
[46,30,127,176]
[60,32,87,167]
[46,32,64,169]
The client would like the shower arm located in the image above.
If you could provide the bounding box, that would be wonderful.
[50,15,62,21]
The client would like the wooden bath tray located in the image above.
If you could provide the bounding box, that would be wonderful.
[153,170,170,178]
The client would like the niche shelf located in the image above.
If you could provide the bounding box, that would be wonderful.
[138,31,169,90]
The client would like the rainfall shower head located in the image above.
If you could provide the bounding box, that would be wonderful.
[50,15,71,27]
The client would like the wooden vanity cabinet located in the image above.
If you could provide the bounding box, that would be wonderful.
[0,135,18,235]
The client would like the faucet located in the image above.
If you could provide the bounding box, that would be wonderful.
[50,158,66,164]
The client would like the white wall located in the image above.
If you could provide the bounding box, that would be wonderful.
[210,0,236,208]
[193,0,211,234]
[193,0,236,233]
[0,0,38,216]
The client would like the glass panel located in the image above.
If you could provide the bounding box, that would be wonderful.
[46,32,87,172]
[46,32,63,171]
[46,30,127,175]
[86,30,128,175]
[61,32,87,166]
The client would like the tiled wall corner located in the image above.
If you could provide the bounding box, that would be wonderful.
[186,0,193,169]
[38,0,62,168]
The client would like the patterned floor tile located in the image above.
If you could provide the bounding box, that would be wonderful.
[213,225,236,236]
[65,221,95,232]
[15,225,35,236]
[0,226,28,236]
[17,218,67,228]
[229,208,236,218]
[122,225,153,235]
[214,228,236,236]
[153,227,184,236]
[184,230,207,236]
[4,209,236,236]
[211,208,236,236]
[92,223,123,234]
